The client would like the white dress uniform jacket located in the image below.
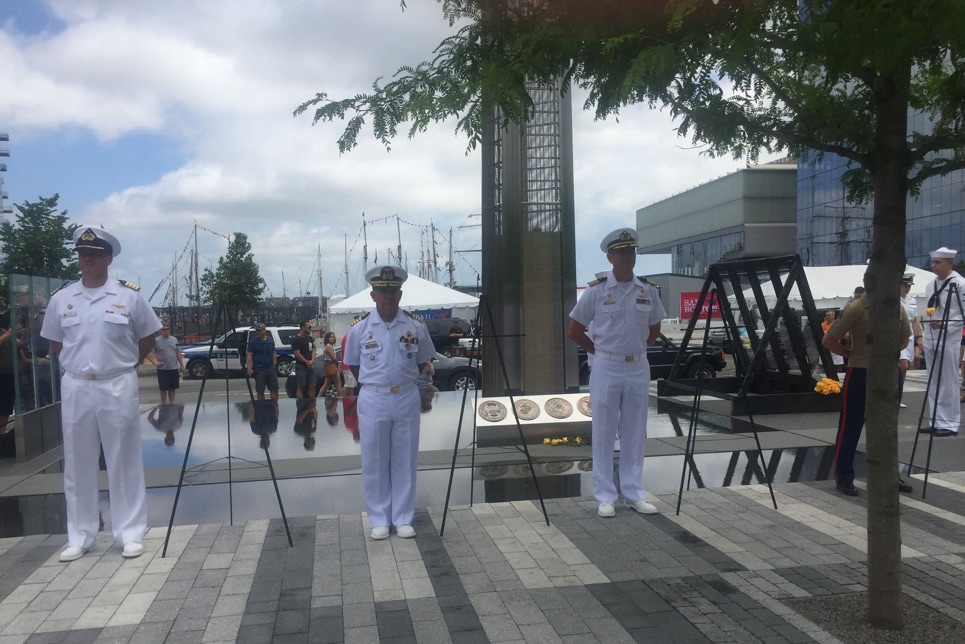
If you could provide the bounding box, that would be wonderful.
[569,272,666,504]
[923,270,965,433]
[41,280,162,549]
[899,294,918,363]
[343,310,434,528]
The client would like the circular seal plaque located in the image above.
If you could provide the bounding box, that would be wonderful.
[514,399,541,421]
[544,461,574,475]
[478,400,508,423]
[577,396,592,417]
[545,397,573,419]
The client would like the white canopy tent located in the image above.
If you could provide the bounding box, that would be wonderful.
[734,264,937,313]
[328,274,479,336]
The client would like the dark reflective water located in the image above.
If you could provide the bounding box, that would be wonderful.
[0,392,840,538]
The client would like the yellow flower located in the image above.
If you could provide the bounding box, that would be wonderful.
[543,438,551,445]
[562,437,569,444]
[551,439,561,446]
[814,377,841,395]
[926,307,936,316]
[574,437,583,445]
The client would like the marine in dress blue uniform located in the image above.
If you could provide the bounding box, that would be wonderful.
[922,247,965,436]
[568,228,667,518]
[40,226,162,561]
[342,266,434,540]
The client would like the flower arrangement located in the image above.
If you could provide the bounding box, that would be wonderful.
[814,377,842,395]
[542,436,584,446]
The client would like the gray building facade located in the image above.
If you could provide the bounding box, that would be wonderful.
[636,162,798,275]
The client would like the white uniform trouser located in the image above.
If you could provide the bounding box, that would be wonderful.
[923,325,963,432]
[589,357,650,504]
[61,370,146,548]
[357,386,420,527]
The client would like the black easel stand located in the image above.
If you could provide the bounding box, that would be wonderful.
[440,293,549,536]
[675,287,778,513]
[162,303,292,557]
[907,282,964,499]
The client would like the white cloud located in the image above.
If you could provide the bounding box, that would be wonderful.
[1,0,777,304]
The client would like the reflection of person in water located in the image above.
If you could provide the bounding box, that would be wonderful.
[325,397,339,427]
[419,385,438,413]
[147,403,184,447]
[342,395,360,442]
[248,400,279,450]
[294,398,317,451]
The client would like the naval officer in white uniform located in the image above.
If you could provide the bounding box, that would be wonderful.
[343,266,434,540]
[568,228,666,518]
[41,226,162,561]
[922,247,965,436]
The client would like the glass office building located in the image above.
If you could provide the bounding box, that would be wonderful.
[797,112,965,269]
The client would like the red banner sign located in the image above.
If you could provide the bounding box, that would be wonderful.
[680,292,722,320]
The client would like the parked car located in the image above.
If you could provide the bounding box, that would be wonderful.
[182,325,300,379]
[578,334,726,385]
[430,352,482,391]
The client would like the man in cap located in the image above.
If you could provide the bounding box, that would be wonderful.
[246,322,278,401]
[291,320,316,398]
[898,273,923,407]
[567,228,667,518]
[147,323,184,403]
[342,266,433,540]
[822,277,913,496]
[41,226,162,561]
[922,247,965,436]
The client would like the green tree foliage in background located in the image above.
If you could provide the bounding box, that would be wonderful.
[200,233,264,307]
[0,194,78,311]
[297,0,965,629]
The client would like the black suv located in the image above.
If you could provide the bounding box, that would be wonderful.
[423,318,472,354]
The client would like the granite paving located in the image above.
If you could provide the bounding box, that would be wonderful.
[0,471,963,643]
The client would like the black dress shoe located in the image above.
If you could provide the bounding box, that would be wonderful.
[898,479,913,493]
[932,428,958,437]
[836,483,859,497]
[918,426,935,434]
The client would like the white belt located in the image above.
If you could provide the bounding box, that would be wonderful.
[65,367,135,381]
[594,350,646,363]
[365,382,416,394]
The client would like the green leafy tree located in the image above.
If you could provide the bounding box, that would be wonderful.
[297,0,965,629]
[0,194,77,278]
[199,233,264,307]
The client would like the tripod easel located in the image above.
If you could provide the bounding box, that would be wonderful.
[907,280,964,499]
[439,293,549,536]
[162,303,292,556]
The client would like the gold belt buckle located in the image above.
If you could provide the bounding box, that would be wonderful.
[625,356,634,363]
[390,385,400,394]
[85,374,98,380]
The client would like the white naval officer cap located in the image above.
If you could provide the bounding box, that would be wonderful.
[929,246,957,260]
[366,265,408,288]
[73,225,121,257]
[901,273,915,285]
[600,228,638,253]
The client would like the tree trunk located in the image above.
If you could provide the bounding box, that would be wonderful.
[864,67,911,630]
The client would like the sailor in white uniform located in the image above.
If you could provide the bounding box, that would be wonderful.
[568,228,667,518]
[922,247,965,436]
[343,266,434,540]
[41,226,162,561]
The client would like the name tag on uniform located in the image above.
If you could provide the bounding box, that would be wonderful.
[636,294,650,305]
[603,297,616,306]
[364,341,379,350]
[61,311,78,318]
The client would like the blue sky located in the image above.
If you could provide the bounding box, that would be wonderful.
[1,1,774,305]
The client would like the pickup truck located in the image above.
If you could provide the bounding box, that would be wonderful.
[578,334,726,385]
[181,325,301,379]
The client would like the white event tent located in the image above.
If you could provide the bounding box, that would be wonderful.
[328,274,479,336]
[736,264,937,313]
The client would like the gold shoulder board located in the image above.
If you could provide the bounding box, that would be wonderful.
[119,280,140,291]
